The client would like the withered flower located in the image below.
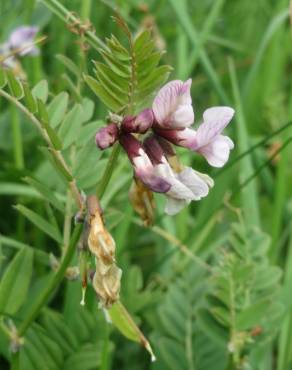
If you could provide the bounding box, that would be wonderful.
[129,178,155,226]
[87,195,116,265]
[85,195,122,308]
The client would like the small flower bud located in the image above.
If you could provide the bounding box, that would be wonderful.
[121,108,154,134]
[95,123,119,150]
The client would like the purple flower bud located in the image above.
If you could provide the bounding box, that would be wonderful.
[143,135,165,165]
[121,108,154,134]
[95,123,119,150]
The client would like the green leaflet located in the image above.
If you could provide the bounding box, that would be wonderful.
[47,92,69,128]
[14,204,63,243]
[22,83,38,113]
[32,80,49,103]
[6,69,23,99]
[0,67,7,88]
[84,29,172,114]
[0,235,49,265]
[84,74,123,112]
[199,222,284,364]
[108,301,156,361]
[0,247,33,316]
[56,54,80,78]
[23,177,65,213]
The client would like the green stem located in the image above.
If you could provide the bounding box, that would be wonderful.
[11,352,20,370]
[225,354,235,370]
[17,224,82,336]
[11,106,24,170]
[40,0,106,50]
[100,322,110,370]
[0,88,83,210]
[81,0,92,20]
[97,144,121,199]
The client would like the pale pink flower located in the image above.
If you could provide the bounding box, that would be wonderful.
[9,26,39,56]
[191,107,235,167]
[152,79,194,129]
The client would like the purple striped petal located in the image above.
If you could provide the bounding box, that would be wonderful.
[152,79,194,129]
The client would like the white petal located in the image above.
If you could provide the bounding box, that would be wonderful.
[165,197,190,215]
[192,170,214,188]
[199,135,234,167]
[195,106,234,148]
[154,163,194,200]
[177,167,211,200]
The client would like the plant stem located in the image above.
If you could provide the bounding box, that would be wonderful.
[0,88,83,211]
[97,144,121,199]
[225,354,235,370]
[17,224,82,336]
[11,352,19,370]
[40,0,106,50]
[11,106,24,170]
[81,0,92,20]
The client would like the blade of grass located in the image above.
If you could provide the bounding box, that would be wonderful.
[228,57,261,227]
[169,0,228,103]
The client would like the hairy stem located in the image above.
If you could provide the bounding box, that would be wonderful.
[0,88,83,211]
[40,0,105,50]
[97,143,121,199]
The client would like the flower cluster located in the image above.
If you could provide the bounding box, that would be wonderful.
[95,79,235,215]
[0,26,39,70]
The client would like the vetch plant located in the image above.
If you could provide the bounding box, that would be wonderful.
[1,1,289,370]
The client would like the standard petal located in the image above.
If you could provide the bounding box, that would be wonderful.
[165,197,190,215]
[198,135,234,167]
[171,104,194,128]
[152,79,194,128]
[195,106,234,148]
